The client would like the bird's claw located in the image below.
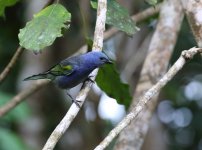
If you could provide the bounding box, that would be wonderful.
[66,92,81,108]
[72,99,82,108]
[85,76,95,83]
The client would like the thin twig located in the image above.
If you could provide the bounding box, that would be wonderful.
[0,4,161,118]
[42,0,107,150]
[0,46,24,84]
[94,47,202,150]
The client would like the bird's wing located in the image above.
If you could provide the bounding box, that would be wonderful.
[23,63,74,81]
[47,63,74,76]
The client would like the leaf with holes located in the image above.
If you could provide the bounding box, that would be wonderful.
[18,4,71,53]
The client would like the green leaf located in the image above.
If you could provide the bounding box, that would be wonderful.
[96,64,132,108]
[18,4,71,52]
[0,0,19,17]
[0,92,30,122]
[85,37,93,51]
[0,128,28,150]
[91,0,139,36]
[145,0,158,6]
[107,0,139,36]
[90,1,97,9]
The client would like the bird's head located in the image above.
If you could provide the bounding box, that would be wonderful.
[86,51,113,67]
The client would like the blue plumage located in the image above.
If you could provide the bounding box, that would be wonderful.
[24,51,112,89]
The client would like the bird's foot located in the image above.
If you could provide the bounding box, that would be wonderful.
[72,99,82,108]
[85,76,95,83]
[66,92,81,108]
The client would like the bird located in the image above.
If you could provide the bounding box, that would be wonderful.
[24,51,113,107]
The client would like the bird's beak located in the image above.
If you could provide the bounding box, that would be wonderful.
[107,60,113,64]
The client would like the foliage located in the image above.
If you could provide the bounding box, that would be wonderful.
[0,128,28,150]
[86,38,132,108]
[106,0,139,36]
[0,92,30,122]
[145,0,158,6]
[0,93,30,150]
[18,4,71,52]
[0,0,19,17]
[91,0,139,36]
[96,64,132,108]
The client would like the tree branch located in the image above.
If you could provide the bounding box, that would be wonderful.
[0,46,24,84]
[0,80,50,117]
[42,0,107,150]
[94,47,202,150]
[181,0,202,47]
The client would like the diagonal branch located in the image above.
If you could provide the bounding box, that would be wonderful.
[0,46,24,84]
[94,47,202,150]
[0,80,50,116]
[0,4,161,118]
[42,0,107,150]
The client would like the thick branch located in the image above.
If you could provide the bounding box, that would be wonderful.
[94,47,202,150]
[42,0,107,150]
[181,0,202,47]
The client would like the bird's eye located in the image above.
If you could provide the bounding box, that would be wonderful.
[100,57,106,61]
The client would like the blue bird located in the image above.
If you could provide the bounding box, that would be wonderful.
[24,51,113,107]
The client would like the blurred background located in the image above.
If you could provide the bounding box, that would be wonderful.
[0,0,202,150]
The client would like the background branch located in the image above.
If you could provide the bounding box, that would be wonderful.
[0,80,50,117]
[94,47,202,150]
[42,0,107,149]
[0,46,24,84]
[181,0,202,47]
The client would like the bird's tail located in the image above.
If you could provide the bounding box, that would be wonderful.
[23,73,54,81]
